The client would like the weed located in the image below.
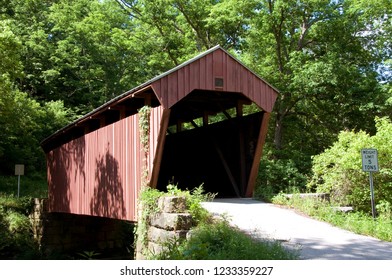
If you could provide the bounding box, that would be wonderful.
[135,184,214,257]
[0,175,47,198]
[273,193,392,242]
[0,195,40,259]
[77,251,101,260]
[154,219,298,260]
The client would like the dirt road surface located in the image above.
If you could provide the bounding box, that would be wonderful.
[202,198,392,260]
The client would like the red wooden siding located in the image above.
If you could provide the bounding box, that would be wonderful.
[152,48,277,112]
[42,46,279,222]
[47,106,164,221]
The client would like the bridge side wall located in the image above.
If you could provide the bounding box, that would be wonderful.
[46,107,164,221]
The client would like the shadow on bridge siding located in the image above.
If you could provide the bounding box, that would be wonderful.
[90,144,126,220]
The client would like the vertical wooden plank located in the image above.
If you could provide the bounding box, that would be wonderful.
[222,52,228,91]
[253,75,261,108]
[177,68,185,103]
[213,49,223,77]
[239,125,247,196]
[161,76,170,109]
[168,72,178,107]
[240,64,248,95]
[199,55,206,89]
[190,58,200,91]
[245,113,270,197]
[149,108,170,188]
[206,54,214,89]
[265,82,271,112]
[248,70,254,101]
[235,61,241,93]
[184,65,190,98]
[226,53,235,92]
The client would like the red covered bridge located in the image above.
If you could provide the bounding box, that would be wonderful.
[41,46,278,222]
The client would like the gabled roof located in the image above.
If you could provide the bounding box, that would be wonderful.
[41,46,278,150]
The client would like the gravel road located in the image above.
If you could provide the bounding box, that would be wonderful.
[201,198,392,260]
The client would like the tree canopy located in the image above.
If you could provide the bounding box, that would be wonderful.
[0,0,391,188]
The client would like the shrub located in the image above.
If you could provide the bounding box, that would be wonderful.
[136,184,215,257]
[308,117,392,213]
[156,219,298,260]
[0,195,39,259]
[254,158,307,201]
[271,195,392,242]
[0,175,48,198]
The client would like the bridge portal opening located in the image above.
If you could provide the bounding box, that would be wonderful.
[156,90,264,197]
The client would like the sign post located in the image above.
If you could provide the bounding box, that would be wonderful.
[15,164,25,198]
[361,149,379,219]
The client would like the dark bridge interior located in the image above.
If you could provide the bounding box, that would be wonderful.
[156,90,264,197]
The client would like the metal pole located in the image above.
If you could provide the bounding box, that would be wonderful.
[17,174,20,198]
[369,171,376,219]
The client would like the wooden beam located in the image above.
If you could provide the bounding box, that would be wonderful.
[245,112,270,197]
[238,125,247,196]
[100,116,106,127]
[190,120,199,128]
[177,120,182,133]
[212,137,241,198]
[107,105,127,119]
[236,101,243,117]
[203,112,208,126]
[222,110,232,120]
[144,93,152,106]
[149,109,171,188]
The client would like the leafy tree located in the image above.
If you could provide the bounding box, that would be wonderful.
[1,0,391,190]
[1,15,75,174]
[0,85,73,174]
[116,0,256,68]
[8,0,149,111]
[244,0,390,172]
[309,117,392,214]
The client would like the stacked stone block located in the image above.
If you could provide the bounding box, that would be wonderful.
[140,196,193,258]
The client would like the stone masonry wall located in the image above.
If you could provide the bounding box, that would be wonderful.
[136,196,193,259]
[30,198,134,258]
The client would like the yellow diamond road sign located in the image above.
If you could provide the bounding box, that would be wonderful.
[361,149,379,172]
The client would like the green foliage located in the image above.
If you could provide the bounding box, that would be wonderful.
[0,85,75,174]
[272,195,392,242]
[166,184,215,225]
[155,219,298,260]
[309,117,392,213]
[0,195,34,215]
[77,250,101,260]
[1,0,391,201]
[136,187,162,253]
[136,184,214,257]
[244,0,390,161]
[0,195,40,259]
[254,158,307,201]
[139,184,296,260]
[0,175,48,198]
[138,105,151,154]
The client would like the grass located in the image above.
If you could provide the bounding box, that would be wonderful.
[0,194,40,259]
[272,193,392,242]
[140,185,298,260]
[0,174,47,259]
[0,174,48,198]
[154,218,299,260]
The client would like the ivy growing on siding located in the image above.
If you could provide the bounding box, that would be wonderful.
[138,105,151,189]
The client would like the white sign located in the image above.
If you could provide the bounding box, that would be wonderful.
[361,149,379,172]
[15,164,25,176]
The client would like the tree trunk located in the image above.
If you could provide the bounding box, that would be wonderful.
[274,112,284,151]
